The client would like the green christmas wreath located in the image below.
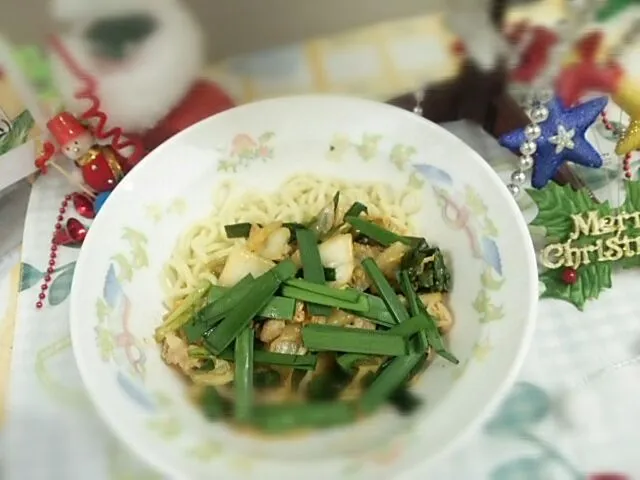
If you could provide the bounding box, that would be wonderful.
[530,181,640,310]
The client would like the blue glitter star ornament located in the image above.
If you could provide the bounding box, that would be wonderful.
[499,96,608,189]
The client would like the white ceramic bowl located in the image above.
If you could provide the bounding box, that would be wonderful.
[70,95,538,479]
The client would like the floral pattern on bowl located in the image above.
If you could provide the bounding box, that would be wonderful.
[70,95,537,480]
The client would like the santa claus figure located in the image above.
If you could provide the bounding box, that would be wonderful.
[49,0,235,154]
[46,111,129,193]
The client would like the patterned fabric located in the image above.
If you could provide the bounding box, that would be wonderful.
[3,1,640,478]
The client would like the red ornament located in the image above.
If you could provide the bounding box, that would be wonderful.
[37,195,71,308]
[588,474,629,480]
[555,31,623,106]
[66,218,88,243]
[46,111,89,146]
[562,267,579,285]
[72,192,96,219]
[45,111,130,194]
[52,228,74,246]
[506,21,558,83]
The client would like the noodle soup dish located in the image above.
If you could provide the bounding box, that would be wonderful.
[70,95,538,480]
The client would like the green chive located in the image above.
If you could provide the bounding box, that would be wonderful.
[200,275,254,319]
[256,296,297,320]
[155,280,210,339]
[346,217,412,247]
[251,401,356,433]
[398,270,428,351]
[282,222,306,241]
[359,354,423,413]
[184,275,255,342]
[337,353,379,372]
[200,387,228,420]
[296,228,331,316]
[204,260,296,354]
[344,201,368,218]
[206,285,297,320]
[347,293,396,327]
[216,348,318,371]
[302,324,408,356]
[281,286,369,312]
[401,269,459,365]
[284,278,361,303]
[388,315,430,337]
[419,307,460,365]
[224,222,254,238]
[234,326,254,421]
[361,258,410,324]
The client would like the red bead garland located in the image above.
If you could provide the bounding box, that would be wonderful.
[37,194,72,309]
[601,110,614,132]
[601,111,634,179]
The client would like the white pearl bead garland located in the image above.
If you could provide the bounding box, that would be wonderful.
[504,90,552,196]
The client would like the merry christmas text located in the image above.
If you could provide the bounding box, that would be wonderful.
[540,210,640,269]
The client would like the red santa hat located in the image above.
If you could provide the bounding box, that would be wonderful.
[46,111,90,146]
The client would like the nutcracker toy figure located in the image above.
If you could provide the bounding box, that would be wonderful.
[46,111,131,193]
[33,109,145,310]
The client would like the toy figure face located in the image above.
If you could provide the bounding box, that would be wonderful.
[63,132,94,160]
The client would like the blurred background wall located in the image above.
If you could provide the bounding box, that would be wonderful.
[1,0,448,60]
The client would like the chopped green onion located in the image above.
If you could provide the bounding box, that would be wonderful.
[344,201,368,218]
[216,347,318,370]
[400,270,459,365]
[348,293,395,327]
[419,307,459,365]
[302,324,408,356]
[281,286,369,312]
[359,353,423,413]
[188,280,298,342]
[284,278,361,303]
[204,260,296,354]
[234,326,254,421]
[337,353,379,372]
[224,222,253,238]
[345,217,412,247]
[155,280,210,340]
[200,275,254,320]
[184,275,255,342]
[388,315,430,337]
[361,258,410,324]
[251,401,356,433]
[296,228,332,316]
[256,296,297,320]
[344,293,395,327]
[200,387,228,420]
[206,285,297,320]
[306,191,340,237]
[398,270,428,352]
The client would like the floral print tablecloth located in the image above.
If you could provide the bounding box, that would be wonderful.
[4,1,640,478]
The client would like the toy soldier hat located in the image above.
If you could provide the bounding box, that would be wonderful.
[46,111,89,146]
